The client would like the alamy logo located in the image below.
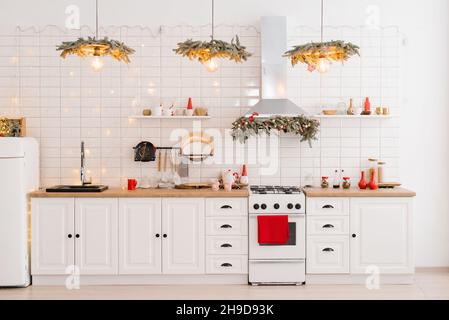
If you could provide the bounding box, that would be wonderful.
[365,265,380,290]
[365,5,380,30]
[65,265,80,290]
[65,5,80,30]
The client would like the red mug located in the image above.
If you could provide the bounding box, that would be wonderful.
[128,179,138,191]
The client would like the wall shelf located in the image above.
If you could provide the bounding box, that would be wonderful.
[129,116,211,120]
[312,115,395,119]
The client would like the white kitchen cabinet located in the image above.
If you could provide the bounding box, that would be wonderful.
[119,199,162,274]
[31,198,75,275]
[75,199,118,275]
[162,198,205,274]
[350,198,413,274]
[307,235,349,274]
[307,198,349,216]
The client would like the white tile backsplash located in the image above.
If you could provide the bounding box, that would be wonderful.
[0,25,401,187]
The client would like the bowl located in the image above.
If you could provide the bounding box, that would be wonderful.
[322,109,337,116]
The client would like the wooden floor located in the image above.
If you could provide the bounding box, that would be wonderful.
[1,270,448,300]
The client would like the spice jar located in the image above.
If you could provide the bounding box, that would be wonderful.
[342,177,351,189]
[321,176,329,189]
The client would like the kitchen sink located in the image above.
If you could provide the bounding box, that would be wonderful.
[46,185,109,193]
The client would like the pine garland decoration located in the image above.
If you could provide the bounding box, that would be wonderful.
[57,37,135,63]
[231,115,320,146]
[0,118,22,137]
[284,40,360,68]
[173,36,251,63]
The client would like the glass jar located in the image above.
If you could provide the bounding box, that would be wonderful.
[368,158,378,183]
[342,177,351,189]
[321,176,329,189]
[377,161,386,184]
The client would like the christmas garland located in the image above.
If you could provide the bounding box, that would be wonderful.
[173,36,251,63]
[57,37,135,63]
[284,40,360,70]
[0,118,22,137]
[231,113,320,146]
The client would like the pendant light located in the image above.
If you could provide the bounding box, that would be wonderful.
[173,0,251,72]
[57,0,135,71]
[284,0,360,73]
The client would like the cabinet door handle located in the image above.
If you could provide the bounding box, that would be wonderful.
[163,234,168,238]
[67,234,73,239]
[220,224,233,229]
[220,243,232,248]
[352,234,357,238]
[322,224,335,229]
[221,263,233,267]
[322,205,334,209]
[322,248,335,252]
[155,234,160,238]
[220,205,233,209]
[75,234,80,239]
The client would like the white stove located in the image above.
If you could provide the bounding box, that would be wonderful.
[249,185,305,215]
[248,185,306,285]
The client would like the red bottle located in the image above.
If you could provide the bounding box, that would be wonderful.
[364,97,371,113]
[187,97,193,110]
[368,169,378,190]
[358,171,367,190]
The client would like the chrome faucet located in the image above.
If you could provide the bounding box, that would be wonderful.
[80,141,89,185]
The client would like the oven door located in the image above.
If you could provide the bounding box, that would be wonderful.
[249,214,305,260]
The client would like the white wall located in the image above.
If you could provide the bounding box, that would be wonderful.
[0,0,448,267]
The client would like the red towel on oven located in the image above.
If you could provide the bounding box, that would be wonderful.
[257,215,289,245]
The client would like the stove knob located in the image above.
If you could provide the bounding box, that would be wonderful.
[253,204,260,210]
[274,203,280,210]
[261,204,267,210]
[295,204,302,210]
[287,203,294,209]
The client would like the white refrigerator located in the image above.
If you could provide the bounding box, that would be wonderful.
[0,138,39,287]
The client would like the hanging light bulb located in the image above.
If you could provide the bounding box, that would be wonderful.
[204,58,220,73]
[316,58,331,73]
[91,56,104,72]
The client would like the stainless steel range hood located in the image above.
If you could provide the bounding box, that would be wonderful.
[246,16,308,117]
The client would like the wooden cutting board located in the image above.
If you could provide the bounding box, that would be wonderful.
[378,182,402,189]
[175,183,211,190]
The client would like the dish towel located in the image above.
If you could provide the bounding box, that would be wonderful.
[257,215,289,245]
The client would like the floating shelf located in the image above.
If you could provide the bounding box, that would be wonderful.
[313,115,395,119]
[129,116,211,120]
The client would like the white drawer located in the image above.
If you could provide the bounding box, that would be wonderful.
[249,260,305,284]
[206,236,248,255]
[206,217,248,236]
[206,255,248,274]
[307,197,350,216]
[206,198,248,217]
[306,235,349,274]
[307,216,349,235]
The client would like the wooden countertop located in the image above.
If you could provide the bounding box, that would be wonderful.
[302,187,416,198]
[29,188,249,198]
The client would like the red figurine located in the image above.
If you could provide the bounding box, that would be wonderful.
[358,171,367,190]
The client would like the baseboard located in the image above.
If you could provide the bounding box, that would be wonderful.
[32,274,249,286]
[306,274,415,285]
[415,267,449,273]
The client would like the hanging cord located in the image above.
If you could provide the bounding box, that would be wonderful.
[95,0,99,39]
[211,0,215,40]
[320,0,324,42]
